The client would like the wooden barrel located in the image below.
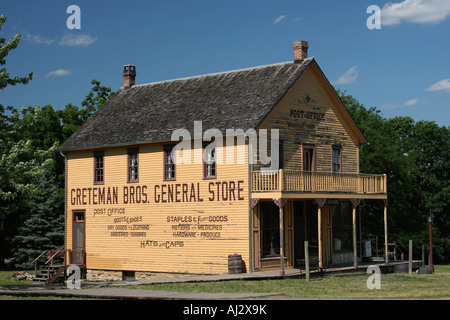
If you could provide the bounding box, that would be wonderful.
[228,254,243,274]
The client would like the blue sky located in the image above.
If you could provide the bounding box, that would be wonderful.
[1,0,449,127]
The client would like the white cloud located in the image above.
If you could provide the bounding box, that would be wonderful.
[381,0,450,26]
[332,66,358,85]
[402,98,420,106]
[23,33,56,45]
[380,102,397,110]
[381,98,424,109]
[46,69,71,77]
[426,78,450,92]
[273,15,286,24]
[59,33,97,47]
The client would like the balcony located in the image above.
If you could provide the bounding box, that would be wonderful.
[251,169,387,199]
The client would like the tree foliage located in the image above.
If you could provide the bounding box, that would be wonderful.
[337,90,450,262]
[0,14,33,90]
[0,13,109,267]
[0,79,114,267]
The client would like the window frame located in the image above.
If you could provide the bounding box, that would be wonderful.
[93,151,105,185]
[332,146,342,173]
[260,201,281,258]
[203,142,217,179]
[302,144,315,172]
[163,145,176,181]
[127,147,139,183]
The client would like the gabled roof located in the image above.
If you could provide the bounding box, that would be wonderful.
[59,57,365,152]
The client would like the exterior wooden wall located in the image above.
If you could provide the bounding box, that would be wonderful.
[257,64,360,173]
[64,62,366,275]
[65,141,250,274]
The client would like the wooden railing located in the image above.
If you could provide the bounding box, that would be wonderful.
[252,169,387,194]
[32,249,86,282]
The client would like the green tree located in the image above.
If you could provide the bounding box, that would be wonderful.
[0,14,33,90]
[390,117,450,262]
[80,79,114,121]
[1,79,114,267]
[0,15,113,266]
[337,90,409,238]
[0,109,58,229]
[18,105,63,151]
[0,107,57,264]
[338,89,450,262]
[10,170,64,269]
[57,80,114,141]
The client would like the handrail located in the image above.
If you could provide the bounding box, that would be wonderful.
[45,249,65,265]
[32,249,85,283]
[32,250,48,264]
[252,170,387,194]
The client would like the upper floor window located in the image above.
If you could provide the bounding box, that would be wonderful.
[203,143,216,179]
[94,151,104,184]
[128,148,139,182]
[332,146,342,173]
[164,145,176,180]
[303,145,315,171]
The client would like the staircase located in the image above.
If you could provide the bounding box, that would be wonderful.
[32,249,85,284]
[33,264,68,283]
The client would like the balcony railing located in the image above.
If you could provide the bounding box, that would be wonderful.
[251,169,387,194]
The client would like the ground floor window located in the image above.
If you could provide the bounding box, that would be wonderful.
[260,201,280,257]
[306,200,318,256]
[332,201,353,252]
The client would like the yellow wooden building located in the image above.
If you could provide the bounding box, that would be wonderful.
[59,41,388,279]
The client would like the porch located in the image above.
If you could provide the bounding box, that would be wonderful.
[250,170,388,275]
[251,169,387,198]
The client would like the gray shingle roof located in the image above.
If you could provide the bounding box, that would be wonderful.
[59,58,314,152]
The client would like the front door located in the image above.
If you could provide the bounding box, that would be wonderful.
[72,210,85,264]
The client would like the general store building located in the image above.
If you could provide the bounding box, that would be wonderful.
[59,41,388,279]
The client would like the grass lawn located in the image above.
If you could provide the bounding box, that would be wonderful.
[435,264,450,273]
[123,267,450,299]
[0,270,34,286]
[0,270,105,300]
[1,266,449,300]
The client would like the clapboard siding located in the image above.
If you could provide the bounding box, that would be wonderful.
[258,64,360,173]
[66,141,249,274]
[63,58,369,276]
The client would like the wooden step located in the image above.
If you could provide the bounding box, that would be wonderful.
[32,274,49,282]
[33,265,68,283]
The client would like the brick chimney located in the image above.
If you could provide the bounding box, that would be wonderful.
[293,41,309,63]
[123,65,136,88]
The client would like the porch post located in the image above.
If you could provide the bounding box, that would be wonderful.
[351,199,361,268]
[318,206,322,269]
[250,198,260,273]
[315,198,327,270]
[273,198,288,276]
[383,198,389,264]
